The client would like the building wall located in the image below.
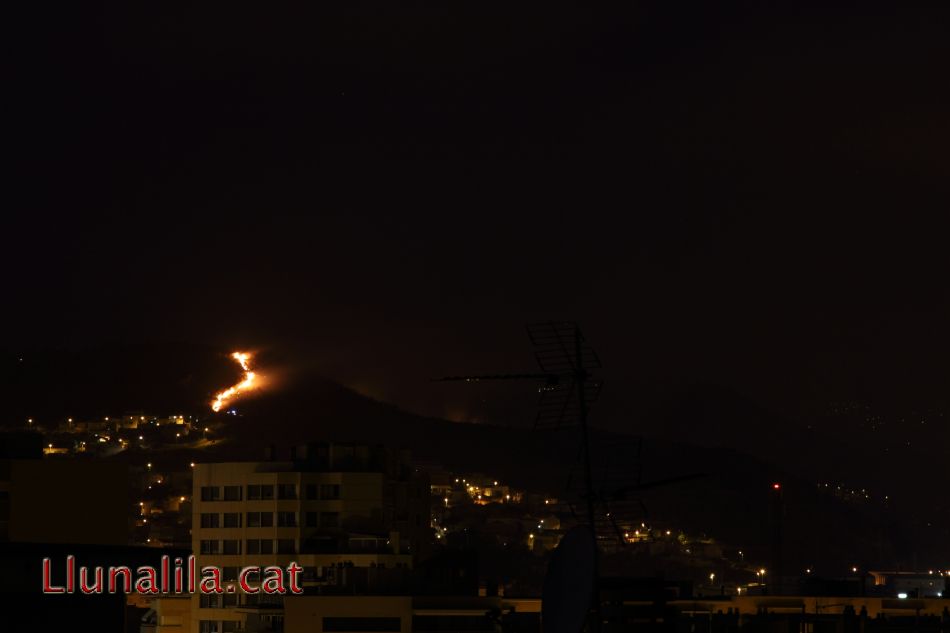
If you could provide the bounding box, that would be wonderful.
[283,596,541,633]
[190,461,408,633]
[143,596,192,633]
[283,596,413,633]
[671,595,950,617]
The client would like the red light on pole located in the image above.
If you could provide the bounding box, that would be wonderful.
[772,483,781,490]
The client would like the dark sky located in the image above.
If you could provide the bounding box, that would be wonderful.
[6,0,950,432]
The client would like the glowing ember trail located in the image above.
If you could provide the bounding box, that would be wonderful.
[211,352,259,412]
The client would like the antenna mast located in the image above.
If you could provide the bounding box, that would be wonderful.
[437,321,603,633]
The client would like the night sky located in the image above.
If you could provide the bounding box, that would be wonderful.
[6,0,950,450]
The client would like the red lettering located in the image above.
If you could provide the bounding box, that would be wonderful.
[287,562,304,594]
[42,558,65,594]
[239,567,260,594]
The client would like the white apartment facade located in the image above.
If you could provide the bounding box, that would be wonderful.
[190,461,415,633]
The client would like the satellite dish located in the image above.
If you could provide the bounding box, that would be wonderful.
[542,525,597,633]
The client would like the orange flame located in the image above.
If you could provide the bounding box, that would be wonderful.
[211,352,259,412]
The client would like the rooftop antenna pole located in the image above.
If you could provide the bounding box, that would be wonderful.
[575,324,601,633]
[436,321,604,633]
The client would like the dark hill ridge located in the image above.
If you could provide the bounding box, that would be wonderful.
[207,373,911,571]
[0,345,932,567]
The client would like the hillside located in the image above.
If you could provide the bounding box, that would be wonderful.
[0,345,931,569]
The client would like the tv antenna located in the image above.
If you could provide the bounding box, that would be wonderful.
[437,321,604,632]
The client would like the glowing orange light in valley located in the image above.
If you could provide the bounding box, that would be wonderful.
[211,352,259,412]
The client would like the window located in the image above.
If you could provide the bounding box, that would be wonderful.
[222,621,239,633]
[200,540,219,554]
[321,512,340,528]
[201,486,220,501]
[223,486,242,501]
[200,594,221,608]
[246,539,273,555]
[222,540,241,555]
[305,484,318,500]
[305,512,318,527]
[223,513,241,528]
[200,513,220,528]
[247,484,274,500]
[277,539,295,554]
[324,618,401,632]
[223,567,239,582]
[260,594,282,606]
[277,511,297,527]
[247,511,273,527]
[277,484,297,500]
[199,621,219,633]
[223,593,238,608]
[320,484,341,500]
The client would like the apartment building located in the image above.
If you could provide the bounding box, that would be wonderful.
[190,443,430,633]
